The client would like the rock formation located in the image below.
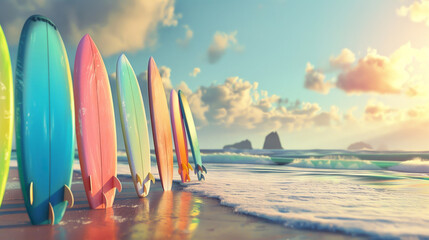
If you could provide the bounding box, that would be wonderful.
[263,131,283,149]
[347,141,373,150]
[223,139,253,150]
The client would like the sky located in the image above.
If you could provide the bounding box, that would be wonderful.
[2,0,429,150]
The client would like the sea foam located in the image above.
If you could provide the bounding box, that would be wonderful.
[388,158,429,173]
[183,163,429,238]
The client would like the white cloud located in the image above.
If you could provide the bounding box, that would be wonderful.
[304,62,334,94]
[176,25,193,47]
[330,48,355,69]
[177,76,341,131]
[397,0,429,25]
[189,67,201,77]
[207,31,241,63]
[0,0,180,56]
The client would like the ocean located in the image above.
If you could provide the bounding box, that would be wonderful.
[9,150,429,239]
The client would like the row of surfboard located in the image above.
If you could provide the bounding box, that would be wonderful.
[0,15,206,225]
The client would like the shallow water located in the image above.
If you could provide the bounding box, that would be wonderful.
[180,150,429,239]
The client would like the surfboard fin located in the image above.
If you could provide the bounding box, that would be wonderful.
[102,193,108,209]
[186,174,191,182]
[197,165,203,173]
[181,163,188,173]
[136,174,143,186]
[48,202,55,225]
[187,163,193,171]
[64,185,74,208]
[202,165,207,174]
[200,174,205,181]
[89,175,92,193]
[143,184,148,195]
[148,173,155,184]
[29,182,33,205]
[113,176,122,192]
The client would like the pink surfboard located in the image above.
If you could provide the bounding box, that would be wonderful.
[170,90,192,183]
[73,34,121,209]
[148,57,173,191]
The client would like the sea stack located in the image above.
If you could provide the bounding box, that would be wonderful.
[347,141,373,150]
[263,132,283,149]
[223,139,253,150]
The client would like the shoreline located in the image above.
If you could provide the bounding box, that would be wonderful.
[0,168,365,239]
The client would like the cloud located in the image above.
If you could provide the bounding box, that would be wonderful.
[304,62,334,94]
[207,31,241,63]
[308,43,429,96]
[0,0,180,56]
[175,76,341,132]
[330,48,355,69]
[397,0,429,25]
[313,106,340,127]
[176,25,193,47]
[364,100,398,122]
[405,82,429,97]
[336,48,405,94]
[363,99,429,123]
[189,67,201,77]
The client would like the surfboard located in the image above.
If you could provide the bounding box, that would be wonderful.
[15,15,75,225]
[0,25,13,208]
[147,57,173,191]
[74,34,121,209]
[170,90,192,183]
[116,54,154,197]
[178,90,207,180]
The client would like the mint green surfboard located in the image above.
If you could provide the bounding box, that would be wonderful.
[116,54,154,197]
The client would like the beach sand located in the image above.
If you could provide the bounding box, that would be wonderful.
[0,168,364,240]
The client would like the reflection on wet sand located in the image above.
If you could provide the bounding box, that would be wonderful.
[83,208,117,240]
[123,190,201,240]
[175,191,192,238]
[175,191,201,239]
[188,195,201,238]
[127,198,150,239]
[154,191,174,239]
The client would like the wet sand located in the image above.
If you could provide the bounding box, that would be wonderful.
[0,168,365,240]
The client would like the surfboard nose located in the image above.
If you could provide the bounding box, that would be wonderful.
[170,89,177,99]
[148,56,157,69]
[118,53,129,66]
[80,34,94,46]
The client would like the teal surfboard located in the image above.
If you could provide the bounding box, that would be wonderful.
[15,15,75,225]
[178,90,206,180]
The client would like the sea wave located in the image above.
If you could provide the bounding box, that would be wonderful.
[200,152,272,165]
[388,158,429,173]
[288,158,381,170]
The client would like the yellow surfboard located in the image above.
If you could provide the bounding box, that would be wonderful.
[0,25,13,207]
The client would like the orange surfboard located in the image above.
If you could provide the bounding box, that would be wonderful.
[170,90,192,183]
[147,57,173,191]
